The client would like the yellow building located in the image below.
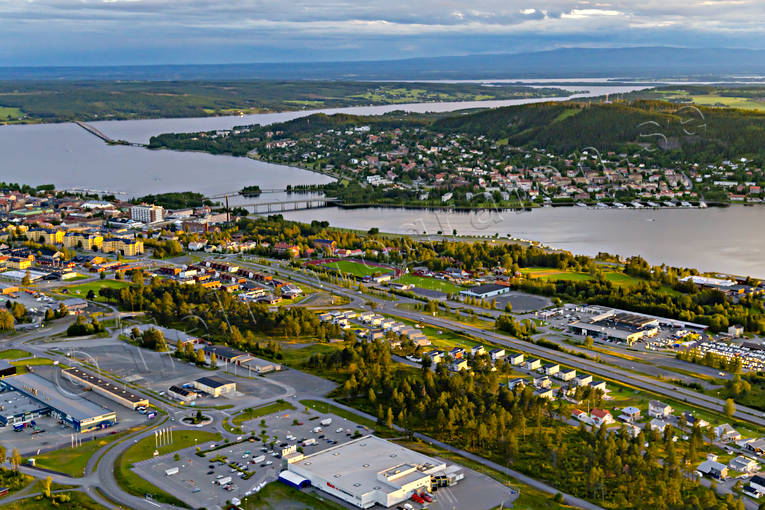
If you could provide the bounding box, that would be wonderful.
[7,257,32,270]
[63,232,103,251]
[101,238,144,256]
[28,228,65,245]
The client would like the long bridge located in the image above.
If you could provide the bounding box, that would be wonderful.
[75,121,143,147]
[241,197,338,214]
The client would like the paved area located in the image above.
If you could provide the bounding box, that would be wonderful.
[492,291,551,312]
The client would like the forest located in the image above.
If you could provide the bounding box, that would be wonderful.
[0,80,567,123]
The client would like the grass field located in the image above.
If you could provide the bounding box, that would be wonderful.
[518,267,681,294]
[241,480,347,510]
[34,427,142,477]
[63,279,131,300]
[232,400,296,427]
[0,106,23,121]
[1,491,108,510]
[393,275,462,293]
[10,357,59,374]
[0,348,32,359]
[321,260,393,278]
[115,429,221,507]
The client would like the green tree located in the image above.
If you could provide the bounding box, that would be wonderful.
[724,398,736,418]
[0,310,15,330]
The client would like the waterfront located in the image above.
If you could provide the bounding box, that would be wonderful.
[281,205,765,278]
[2,82,765,277]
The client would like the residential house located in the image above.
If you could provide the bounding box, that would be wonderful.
[508,353,524,366]
[682,412,709,429]
[313,239,336,254]
[572,409,591,424]
[748,475,765,496]
[556,368,577,381]
[507,378,526,390]
[590,380,607,393]
[489,348,506,362]
[729,456,760,474]
[590,409,614,427]
[714,423,742,442]
[648,400,673,418]
[617,406,641,423]
[525,358,542,370]
[450,359,469,372]
[471,345,485,357]
[574,374,593,387]
[533,376,551,389]
[743,438,765,455]
[698,460,728,480]
[650,418,669,432]
[543,363,560,376]
[534,388,554,400]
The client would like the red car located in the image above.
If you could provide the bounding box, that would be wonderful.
[411,493,424,504]
[421,493,433,503]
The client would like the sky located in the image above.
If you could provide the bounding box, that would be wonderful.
[1,0,763,66]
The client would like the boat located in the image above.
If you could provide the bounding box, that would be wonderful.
[647,201,659,208]
[699,201,708,208]
[681,201,692,208]
[576,202,588,208]
[596,202,610,209]
[613,202,627,209]
[663,201,676,207]
[630,201,644,208]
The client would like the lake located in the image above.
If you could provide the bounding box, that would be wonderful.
[280,205,765,277]
[2,81,764,276]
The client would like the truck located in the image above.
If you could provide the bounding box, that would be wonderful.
[217,476,232,486]
[320,418,332,426]
[312,427,322,433]
[302,438,317,446]
[165,467,179,476]
[252,455,266,464]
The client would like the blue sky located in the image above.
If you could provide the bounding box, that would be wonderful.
[1,0,763,66]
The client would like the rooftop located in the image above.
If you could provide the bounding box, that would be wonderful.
[195,376,234,389]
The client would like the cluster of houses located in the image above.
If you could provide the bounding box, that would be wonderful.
[241,121,765,206]
[316,310,430,347]
[153,260,301,304]
[424,344,508,373]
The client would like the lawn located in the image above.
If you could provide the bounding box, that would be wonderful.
[321,260,393,278]
[394,274,463,293]
[242,480,347,510]
[1,491,108,510]
[34,427,142,477]
[0,106,23,121]
[0,348,32,359]
[10,357,60,374]
[232,400,296,427]
[63,279,131,300]
[115,429,221,507]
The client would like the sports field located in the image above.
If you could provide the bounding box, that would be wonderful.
[321,260,393,277]
[393,275,462,293]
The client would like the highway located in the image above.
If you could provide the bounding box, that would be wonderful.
[244,259,765,428]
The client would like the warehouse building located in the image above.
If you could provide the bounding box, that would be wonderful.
[1,373,116,432]
[192,376,236,397]
[62,367,149,410]
[459,283,510,299]
[288,435,459,509]
[0,359,17,377]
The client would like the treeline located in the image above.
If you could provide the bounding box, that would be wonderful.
[131,191,212,210]
[96,279,345,345]
[305,339,738,509]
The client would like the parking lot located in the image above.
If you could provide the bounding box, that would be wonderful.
[133,405,515,510]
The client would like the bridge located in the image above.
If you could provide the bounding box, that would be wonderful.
[241,197,338,214]
[206,189,291,199]
[75,121,143,147]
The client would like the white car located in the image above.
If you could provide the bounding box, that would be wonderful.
[336,428,344,433]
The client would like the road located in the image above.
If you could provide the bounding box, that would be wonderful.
[241,259,765,428]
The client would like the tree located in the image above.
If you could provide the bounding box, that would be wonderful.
[100,271,106,280]
[86,289,96,300]
[196,348,206,365]
[21,270,31,286]
[584,336,594,349]
[724,398,736,418]
[0,444,6,465]
[42,476,52,498]
[0,310,15,331]
[210,352,217,368]
[11,448,21,470]
[505,302,513,313]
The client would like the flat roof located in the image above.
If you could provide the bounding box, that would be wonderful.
[291,435,444,498]
[5,372,114,422]
[0,387,49,418]
[63,368,147,404]
[462,283,508,295]
[195,376,234,388]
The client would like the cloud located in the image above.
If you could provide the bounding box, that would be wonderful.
[0,0,762,65]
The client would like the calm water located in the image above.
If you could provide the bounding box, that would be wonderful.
[281,206,765,277]
[2,82,764,275]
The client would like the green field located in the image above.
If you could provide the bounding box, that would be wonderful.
[0,348,32,359]
[115,429,221,507]
[321,260,394,277]
[393,274,462,293]
[0,106,23,121]
[34,428,141,476]
[63,279,131,299]
[232,400,296,427]
[242,480,347,510]
[1,491,108,510]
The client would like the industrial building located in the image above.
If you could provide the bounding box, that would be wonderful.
[287,435,460,509]
[0,373,116,432]
[62,367,149,410]
[568,309,660,345]
[459,283,510,299]
[0,359,16,377]
[192,376,236,397]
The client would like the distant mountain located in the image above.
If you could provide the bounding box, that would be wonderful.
[3,47,765,81]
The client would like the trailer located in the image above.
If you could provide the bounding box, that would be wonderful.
[165,467,179,476]
[217,476,232,486]
[252,455,266,464]
[302,438,317,446]
[320,418,332,426]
